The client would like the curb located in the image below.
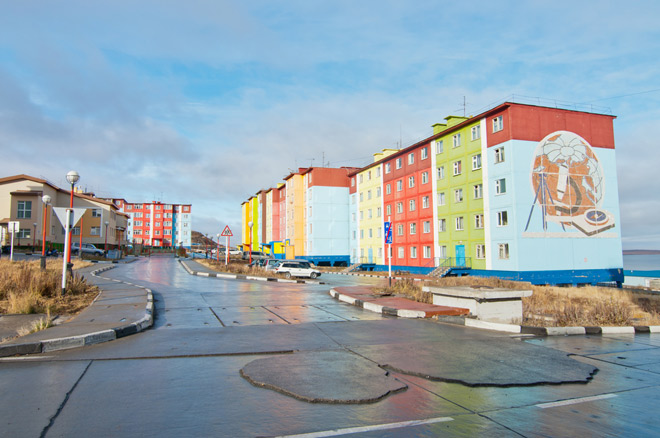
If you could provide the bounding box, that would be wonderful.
[178,259,325,285]
[433,315,660,336]
[0,265,154,357]
[328,288,436,319]
[328,288,660,336]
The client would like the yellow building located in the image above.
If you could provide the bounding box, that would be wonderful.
[283,169,306,258]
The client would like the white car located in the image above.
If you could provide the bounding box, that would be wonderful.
[276,261,321,279]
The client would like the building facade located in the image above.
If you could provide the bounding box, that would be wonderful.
[241,102,623,284]
[1,175,128,250]
[111,199,192,248]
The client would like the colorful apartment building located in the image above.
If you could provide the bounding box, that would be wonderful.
[242,101,623,284]
[110,199,192,248]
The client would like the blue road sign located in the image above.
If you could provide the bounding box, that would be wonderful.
[384,221,393,244]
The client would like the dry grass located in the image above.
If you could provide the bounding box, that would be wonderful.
[197,259,286,278]
[376,278,434,304]
[425,275,660,326]
[0,259,98,315]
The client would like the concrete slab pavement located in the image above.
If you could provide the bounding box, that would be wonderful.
[0,264,153,357]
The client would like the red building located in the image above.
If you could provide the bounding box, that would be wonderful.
[382,142,435,267]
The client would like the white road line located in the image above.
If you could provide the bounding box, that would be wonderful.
[273,417,454,437]
[536,393,617,409]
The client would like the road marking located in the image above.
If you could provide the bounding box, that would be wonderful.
[536,393,617,409]
[273,417,454,437]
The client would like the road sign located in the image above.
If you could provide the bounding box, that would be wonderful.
[220,225,233,237]
[52,207,87,229]
[384,221,393,244]
[7,221,19,233]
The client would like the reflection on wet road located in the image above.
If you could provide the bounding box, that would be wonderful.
[2,257,660,438]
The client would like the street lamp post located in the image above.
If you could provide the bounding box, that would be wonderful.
[41,195,51,269]
[247,221,253,265]
[32,222,37,252]
[104,220,109,254]
[62,170,80,296]
[216,233,220,262]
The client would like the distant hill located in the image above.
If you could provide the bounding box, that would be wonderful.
[191,230,219,247]
[623,249,660,255]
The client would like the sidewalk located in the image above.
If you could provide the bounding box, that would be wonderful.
[329,286,470,318]
[0,264,153,357]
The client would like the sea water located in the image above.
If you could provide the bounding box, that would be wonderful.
[623,254,660,271]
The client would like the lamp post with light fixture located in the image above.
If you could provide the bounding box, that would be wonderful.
[104,220,109,254]
[32,222,37,252]
[62,170,79,296]
[216,233,220,262]
[40,195,51,269]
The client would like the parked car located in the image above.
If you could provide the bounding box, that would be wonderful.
[263,259,281,271]
[242,251,267,260]
[71,242,105,256]
[228,248,242,255]
[276,261,321,279]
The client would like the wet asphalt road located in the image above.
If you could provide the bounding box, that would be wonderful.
[2,257,660,437]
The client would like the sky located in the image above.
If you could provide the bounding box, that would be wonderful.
[1,0,659,249]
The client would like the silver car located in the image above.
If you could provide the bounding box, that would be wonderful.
[71,242,105,256]
[276,261,321,279]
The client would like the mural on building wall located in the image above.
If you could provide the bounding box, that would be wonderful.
[525,131,615,236]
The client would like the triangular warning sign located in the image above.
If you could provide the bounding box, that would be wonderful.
[52,207,87,229]
[220,225,233,237]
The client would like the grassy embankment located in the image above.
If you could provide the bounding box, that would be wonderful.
[377,275,660,327]
[0,259,99,333]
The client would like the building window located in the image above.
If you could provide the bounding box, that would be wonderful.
[494,147,505,163]
[385,163,391,173]
[367,190,372,200]
[493,116,503,133]
[397,224,404,236]
[360,229,364,239]
[360,211,364,220]
[408,176,415,188]
[472,154,482,170]
[453,161,462,176]
[471,125,481,141]
[396,158,402,169]
[410,246,417,258]
[423,246,432,258]
[368,170,372,181]
[360,192,364,202]
[497,211,508,226]
[421,147,428,160]
[499,243,509,259]
[377,227,382,238]
[437,192,446,206]
[454,189,463,203]
[439,245,447,259]
[397,180,403,191]
[423,221,431,233]
[398,247,405,258]
[376,167,381,177]
[436,140,444,154]
[91,227,101,236]
[18,228,31,238]
[376,187,381,197]
[134,221,142,226]
[438,218,446,232]
[409,199,416,212]
[475,214,484,229]
[410,223,417,235]
[359,174,364,183]
[453,133,461,148]
[368,209,372,219]
[438,166,445,180]
[386,204,391,215]
[386,184,391,194]
[422,196,429,209]
[377,207,382,217]
[351,178,355,186]
[369,229,373,238]
[396,202,403,214]
[408,153,415,165]
[17,201,32,219]
[495,178,507,195]
[455,216,464,231]
[476,244,485,259]
[473,184,483,199]
[421,171,429,184]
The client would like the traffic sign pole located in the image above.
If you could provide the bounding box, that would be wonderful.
[385,219,392,286]
[221,225,233,266]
